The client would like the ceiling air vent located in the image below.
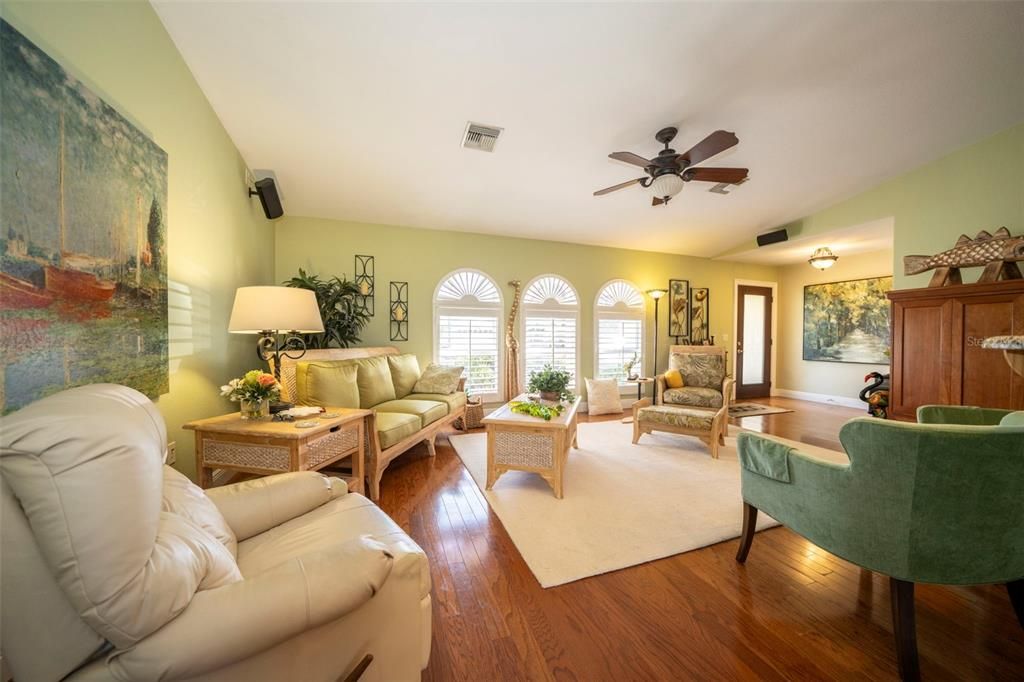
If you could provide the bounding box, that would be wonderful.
[462,122,503,152]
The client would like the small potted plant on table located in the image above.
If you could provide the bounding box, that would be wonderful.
[623,352,640,381]
[527,364,575,403]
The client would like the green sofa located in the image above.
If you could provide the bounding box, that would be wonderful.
[735,406,1024,681]
[277,347,466,501]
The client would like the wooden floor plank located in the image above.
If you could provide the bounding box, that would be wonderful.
[375,397,1023,680]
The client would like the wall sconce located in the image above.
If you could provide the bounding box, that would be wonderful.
[354,254,375,316]
[809,247,839,270]
[390,281,408,342]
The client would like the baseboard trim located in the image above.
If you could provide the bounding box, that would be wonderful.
[772,388,864,410]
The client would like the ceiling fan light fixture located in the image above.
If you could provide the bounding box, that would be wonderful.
[650,173,684,201]
[808,247,839,270]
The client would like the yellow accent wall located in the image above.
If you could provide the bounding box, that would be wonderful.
[3,1,275,479]
[776,249,893,403]
[275,216,779,395]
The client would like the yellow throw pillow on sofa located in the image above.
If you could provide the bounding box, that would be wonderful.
[388,353,421,398]
[296,361,360,408]
[664,369,685,389]
[355,356,398,407]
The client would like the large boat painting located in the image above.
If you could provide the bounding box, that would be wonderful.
[1,19,169,412]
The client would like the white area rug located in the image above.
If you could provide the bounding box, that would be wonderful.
[449,420,847,588]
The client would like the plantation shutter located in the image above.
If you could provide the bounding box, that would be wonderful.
[438,313,499,396]
[524,315,577,388]
[597,318,643,381]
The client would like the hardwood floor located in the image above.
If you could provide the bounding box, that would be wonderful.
[374,397,1024,681]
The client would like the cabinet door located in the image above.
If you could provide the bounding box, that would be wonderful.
[951,293,1024,409]
[890,298,953,419]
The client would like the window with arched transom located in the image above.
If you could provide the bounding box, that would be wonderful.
[521,275,579,389]
[594,280,645,383]
[433,269,502,401]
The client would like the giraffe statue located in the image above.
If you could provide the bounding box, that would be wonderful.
[505,280,522,400]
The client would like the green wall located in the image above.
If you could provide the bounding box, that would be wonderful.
[721,122,1024,289]
[2,1,275,479]
[276,216,778,395]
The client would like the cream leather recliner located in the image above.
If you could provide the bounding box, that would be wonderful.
[0,384,432,682]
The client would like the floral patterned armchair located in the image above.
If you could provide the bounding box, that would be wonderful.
[656,345,731,410]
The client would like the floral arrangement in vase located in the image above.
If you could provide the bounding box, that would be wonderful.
[622,352,640,380]
[527,364,575,403]
[221,370,281,420]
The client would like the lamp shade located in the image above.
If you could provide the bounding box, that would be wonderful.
[650,174,684,200]
[228,286,324,333]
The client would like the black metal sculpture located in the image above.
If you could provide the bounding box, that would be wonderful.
[859,372,890,419]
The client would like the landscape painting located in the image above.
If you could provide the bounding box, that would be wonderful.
[803,276,892,364]
[0,20,168,413]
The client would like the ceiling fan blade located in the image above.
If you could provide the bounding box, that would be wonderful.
[684,167,749,184]
[652,197,665,206]
[593,177,645,196]
[609,151,652,168]
[677,130,739,166]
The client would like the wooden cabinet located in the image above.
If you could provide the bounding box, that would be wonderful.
[888,281,1024,419]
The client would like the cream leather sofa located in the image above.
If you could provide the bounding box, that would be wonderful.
[0,384,431,682]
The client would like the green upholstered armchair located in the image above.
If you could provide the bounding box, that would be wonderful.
[735,406,1024,681]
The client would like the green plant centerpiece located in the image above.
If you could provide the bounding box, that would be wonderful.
[284,268,371,348]
[527,364,575,403]
[509,400,565,421]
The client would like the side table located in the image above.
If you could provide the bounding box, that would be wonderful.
[184,407,371,493]
[622,377,655,423]
[625,377,655,401]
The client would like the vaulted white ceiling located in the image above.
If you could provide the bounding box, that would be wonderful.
[153,1,1024,257]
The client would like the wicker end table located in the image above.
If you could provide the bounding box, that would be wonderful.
[482,395,582,499]
[184,407,371,493]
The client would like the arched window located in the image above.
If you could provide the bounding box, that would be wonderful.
[521,275,579,389]
[594,280,645,383]
[433,269,503,401]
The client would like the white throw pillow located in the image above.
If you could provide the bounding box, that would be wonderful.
[412,363,464,395]
[162,465,238,557]
[585,378,622,415]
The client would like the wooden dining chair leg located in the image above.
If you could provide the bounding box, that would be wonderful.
[1009,580,1024,629]
[889,578,921,682]
[735,502,758,563]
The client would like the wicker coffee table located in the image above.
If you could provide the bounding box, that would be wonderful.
[482,394,582,499]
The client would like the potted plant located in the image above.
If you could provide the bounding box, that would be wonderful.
[527,364,575,403]
[220,370,282,420]
[622,352,639,380]
[283,268,371,348]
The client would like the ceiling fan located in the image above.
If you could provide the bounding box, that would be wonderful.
[594,127,748,206]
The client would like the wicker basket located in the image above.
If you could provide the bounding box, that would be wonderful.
[455,400,485,430]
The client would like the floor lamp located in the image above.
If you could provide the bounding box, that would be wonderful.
[646,288,668,376]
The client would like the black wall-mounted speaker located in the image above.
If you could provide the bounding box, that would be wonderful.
[756,228,788,247]
[250,177,284,220]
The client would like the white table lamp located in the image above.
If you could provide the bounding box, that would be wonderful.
[228,286,324,380]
